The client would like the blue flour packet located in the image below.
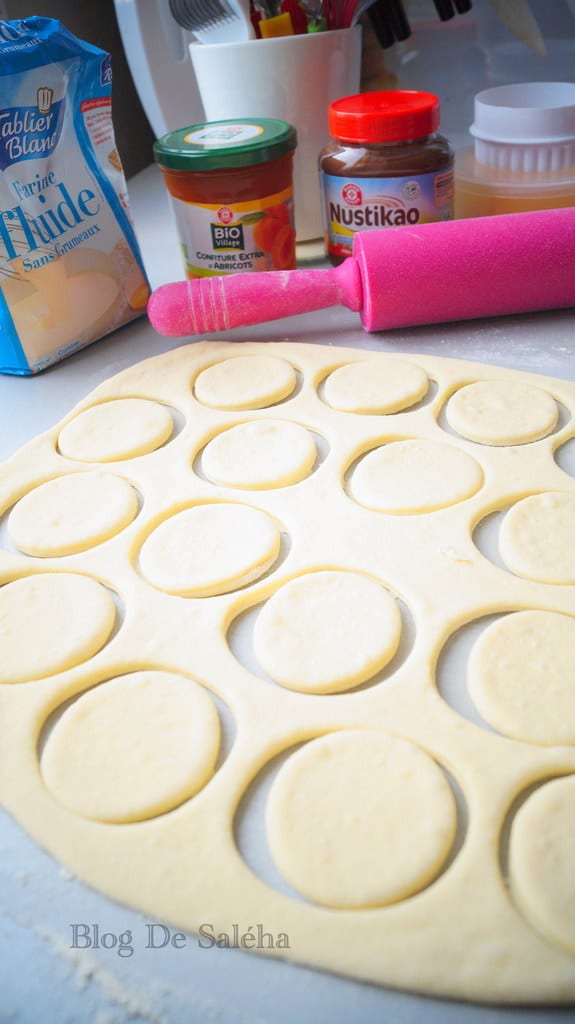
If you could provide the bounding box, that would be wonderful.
[0,17,149,374]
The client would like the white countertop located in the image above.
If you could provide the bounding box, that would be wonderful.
[1,164,574,1024]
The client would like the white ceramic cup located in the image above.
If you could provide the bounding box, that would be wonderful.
[189,27,362,242]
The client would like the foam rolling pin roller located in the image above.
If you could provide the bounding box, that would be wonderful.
[148,207,575,336]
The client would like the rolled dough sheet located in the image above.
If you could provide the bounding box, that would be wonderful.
[1,340,575,1005]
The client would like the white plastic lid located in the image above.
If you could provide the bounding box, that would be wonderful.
[470,82,575,172]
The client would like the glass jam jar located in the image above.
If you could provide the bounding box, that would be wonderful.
[154,118,297,278]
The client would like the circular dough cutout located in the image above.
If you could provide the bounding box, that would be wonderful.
[253,570,401,694]
[140,503,281,597]
[267,731,456,909]
[351,439,483,514]
[499,492,575,584]
[8,473,138,557]
[468,611,575,746]
[58,399,174,462]
[510,776,575,957]
[0,574,116,684]
[194,355,296,410]
[202,420,316,490]
[446,380,558,446]
[324,358,428,414]
[41,671,220,823]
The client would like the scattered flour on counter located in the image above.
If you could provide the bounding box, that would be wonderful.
[32,924,265,1024]
[34,926,170,1024]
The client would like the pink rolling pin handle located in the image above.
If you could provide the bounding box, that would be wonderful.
[147,257,363,337]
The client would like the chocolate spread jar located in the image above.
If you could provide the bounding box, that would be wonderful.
[319,91,454,265]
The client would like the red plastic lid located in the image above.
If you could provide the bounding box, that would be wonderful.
[328,90,440,144]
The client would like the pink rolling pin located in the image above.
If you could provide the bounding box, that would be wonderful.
[147,208,575,337]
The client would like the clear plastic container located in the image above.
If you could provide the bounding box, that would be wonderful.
[455,82,575,218]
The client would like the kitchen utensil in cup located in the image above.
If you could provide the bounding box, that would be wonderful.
[169,0,255,42]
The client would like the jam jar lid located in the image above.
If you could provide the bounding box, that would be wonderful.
[328,91,440,145]
[154,118,297,171]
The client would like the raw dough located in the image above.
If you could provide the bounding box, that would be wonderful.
[468,611,575,746]
[0,574,115,683]
[139,503,281,597]
[202,419,316,489]
[266,731,456,909]
[8,472,138,557]
[323,358,428,414]
[58,398,173,462]
[1,341,575,1005]
[252,570,401,693]
[446,380,558,445]
[194,355,296,410]
[351,438,483,513]
[41,671,220,823]
[499,491,575,583]
[510,776,575,957]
